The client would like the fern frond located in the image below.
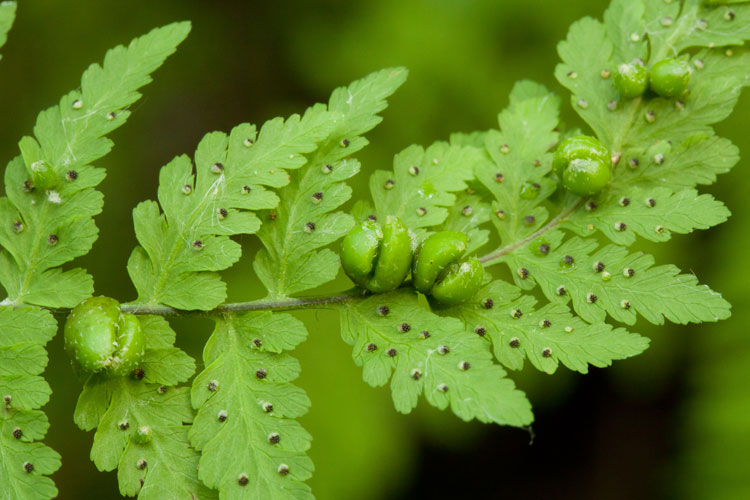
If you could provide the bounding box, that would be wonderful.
[1,22,189,500]
[440,191,492,255]
[129,101,335,310]
[369,141,488,231]
[190,313,313,499]
[437,280,649,373]
[254,68,407,298]
[505,230,731,325]
[0,21,191,308]
[0,307,60,500]
[73,316,207,499]
[340,291,533,426]
[562,187,729,246]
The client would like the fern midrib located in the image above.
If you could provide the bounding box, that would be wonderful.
[652,3,698,60]
[271,180,305,300]
[610,96,643,157]
[15,199,53,303]
[517,252,725,321]
[480,200,583,265]
[224,319,282,465]
[268,137,339,299]
[201,318,282,489]
[147,173,231,305]
[506,155,525,245]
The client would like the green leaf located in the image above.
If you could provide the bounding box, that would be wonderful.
[603,0,647,63]
[73,313,204,499]
[0,307,60,500]
[190,312,312,500]
[369,141,487,230]
[0,1,15,56]
[0,22,190,308]
[0,344,47,377]
[563,187,730,246]
[449,130,489,149]
[555,0,651,146]
[129,99,337,309]
[505,230,731,326]
[137,315,196,386]
[0,410,60,500]
[339,290,533,427]
[555,16,615,144]
[439,191,492,255]
[626,51,750,146]
[74,377,214,500]
[0,25,188,498]
[557,2,750,152]
[649,2,750,55]
[255,68,407,298]
[474,80,560,246]
[0,306,57,348]
[613,133,738,189]
[502,1,747,332]
[437,280,649,374]
[0,184,99,307]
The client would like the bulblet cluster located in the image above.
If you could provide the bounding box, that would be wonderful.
[413,231,483,305]
[340,218,483,305]
[613,57,692,100]
[63,297,146,377]
[554,55,692,197]
[340,216,413,293]
[553,135,612,196]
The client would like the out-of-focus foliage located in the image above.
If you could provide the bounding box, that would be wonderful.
[676,116,750,500]
[0,1,746,499]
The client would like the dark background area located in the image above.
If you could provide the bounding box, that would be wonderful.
[1,1,748,499]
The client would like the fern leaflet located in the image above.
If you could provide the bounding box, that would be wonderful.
[254,68,407,298]
[190,313,312,500]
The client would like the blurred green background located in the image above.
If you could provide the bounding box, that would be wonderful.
[1,1,748,499]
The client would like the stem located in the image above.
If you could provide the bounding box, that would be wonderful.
[41,201,582,319]
[478,199,583,266]
[120,292,359,317]
[610,96,642,158]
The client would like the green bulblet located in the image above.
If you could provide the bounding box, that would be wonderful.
[614,60,648,98]
[340,220,382,284]
[133,426,153,445]
[562,158,612,196]
[431,257,484,305]
[340,216,412,292]
[552,135,610,177]
[19,135,58,190]
[64,297,119,372]
[412,231,483,304]
[367,217,413,292]
[64,297,146,376]
[553,135,611,195]
[412,231,468,293]
[114,313,147,376]
[30,160,57,190]
[650,58,691,97]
